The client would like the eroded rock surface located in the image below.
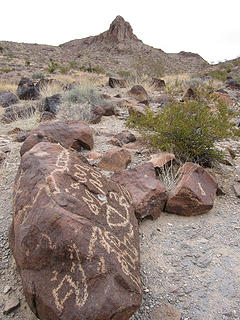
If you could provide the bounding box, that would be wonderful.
[9,142,142,320]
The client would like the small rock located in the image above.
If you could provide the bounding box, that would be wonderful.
[149,153,176,169]
[98,147,131,171]
[0,150,6,163]
[87,151,101,161]
[3,285,11,294]
[0,91,18,108]
[15,130,28,142]
[151,302,181,320]
[3,297,20,314]
[233,183,240,198]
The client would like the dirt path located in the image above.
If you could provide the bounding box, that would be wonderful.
[1,113,240,320]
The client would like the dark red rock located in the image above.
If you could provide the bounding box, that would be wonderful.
[112,162,167,220]
[114,131,136,145]
[98,148,131,172]
[9,142,142,320]
[127,85,148,101]
[165,162,218,216]
[17,77,40,100]
[20,120,94,156]
[0,90,18,107]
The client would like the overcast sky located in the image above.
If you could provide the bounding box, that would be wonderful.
[1,0,239,64]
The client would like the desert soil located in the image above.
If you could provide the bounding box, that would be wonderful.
[0,105,240,320]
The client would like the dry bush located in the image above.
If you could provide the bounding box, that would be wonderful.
[53,71,108,87]
[126,72,155,92]
[0,80,18,93]
[39,82,64,99]
[2,104,40,132]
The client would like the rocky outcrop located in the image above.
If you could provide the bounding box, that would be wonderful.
[20,120,94,156]
[165,162,218,216]
[9,142,142,320]
[112,162,167,220]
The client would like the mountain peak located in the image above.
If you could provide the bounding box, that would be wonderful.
[107,15,138,42]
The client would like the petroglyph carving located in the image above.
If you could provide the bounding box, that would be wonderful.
[52,243,88,312]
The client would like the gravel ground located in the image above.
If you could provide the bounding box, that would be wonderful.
[1,112,240,320]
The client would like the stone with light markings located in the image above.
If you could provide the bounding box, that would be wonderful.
[9,142,142,320]
[165,162,218,216]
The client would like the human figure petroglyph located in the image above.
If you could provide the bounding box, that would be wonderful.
[52,243,88,312]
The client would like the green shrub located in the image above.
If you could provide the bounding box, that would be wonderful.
[62,84,106,106]
[127,99,234,165]
[59,65,69,74]
[117,70,131,78]
[69,61,78,69]
[203,69,228,81]
[48,58,58,73]
[0,46,3,52]
[25,60,31,66]
[32,72,45,80]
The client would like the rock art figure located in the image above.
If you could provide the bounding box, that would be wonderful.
[9,142,142,320]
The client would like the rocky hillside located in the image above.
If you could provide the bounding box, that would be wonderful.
[60,16,209,75]
[0,16,210,81]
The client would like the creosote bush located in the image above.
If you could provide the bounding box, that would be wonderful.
[127,98,234,166]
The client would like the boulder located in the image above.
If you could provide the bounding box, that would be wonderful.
[127,85,148,101]
[90,105,115,124]
[9,142,142,320]
[98,148,131,171]
[0,91,18,107]
[20,120,94,156]
[109,77,127,88]
[165,162,218,216]
[114,131,136,145]
[38,94,62,114]
[17,77,40,100]
[151,78,166,91]
[112,162,167,219]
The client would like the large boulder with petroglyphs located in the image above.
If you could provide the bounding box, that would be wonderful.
[9,142,142,320]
